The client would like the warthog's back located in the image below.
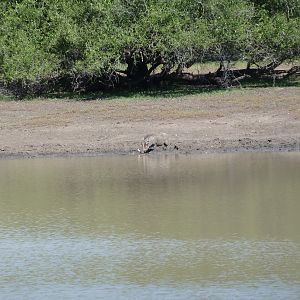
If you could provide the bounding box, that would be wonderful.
[140,133,169,153]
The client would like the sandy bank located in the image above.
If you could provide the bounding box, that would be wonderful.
[1,87,299,159]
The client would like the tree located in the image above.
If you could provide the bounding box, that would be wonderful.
[0,0,299,96]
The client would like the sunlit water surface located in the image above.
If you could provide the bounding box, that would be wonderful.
[0,153,299,299]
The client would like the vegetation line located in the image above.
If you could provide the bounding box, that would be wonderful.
[0,0,299,98]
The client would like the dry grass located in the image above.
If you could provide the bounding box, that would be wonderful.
[1,87,299,128]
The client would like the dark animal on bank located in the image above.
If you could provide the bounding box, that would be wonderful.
[138,133,169,153]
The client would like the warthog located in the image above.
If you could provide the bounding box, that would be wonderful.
[138,133,169,153]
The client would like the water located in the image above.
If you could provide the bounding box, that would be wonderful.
[0,153,299,300]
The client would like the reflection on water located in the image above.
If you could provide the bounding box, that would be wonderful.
[0,153,300,299]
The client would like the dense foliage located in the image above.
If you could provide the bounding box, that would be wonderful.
[0,0,299,95]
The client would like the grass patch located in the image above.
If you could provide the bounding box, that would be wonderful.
[2,65,299,102]
[42,74,299,102]
[38,84,223,101]
[186,61,247,74]
[0,94,14,101]
[241,75,300,88]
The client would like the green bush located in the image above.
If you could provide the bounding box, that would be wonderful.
[0,0,299,95]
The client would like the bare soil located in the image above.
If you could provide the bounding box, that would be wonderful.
[0,87,299,159]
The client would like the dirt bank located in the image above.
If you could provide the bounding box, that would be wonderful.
[0,87,299,159]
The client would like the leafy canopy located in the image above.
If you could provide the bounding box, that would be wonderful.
[0,0,299,88]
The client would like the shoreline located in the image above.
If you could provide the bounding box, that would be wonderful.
[1,87,299,160]
[1,138,299,160]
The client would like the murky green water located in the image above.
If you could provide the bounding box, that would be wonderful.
[0,153,299,300]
